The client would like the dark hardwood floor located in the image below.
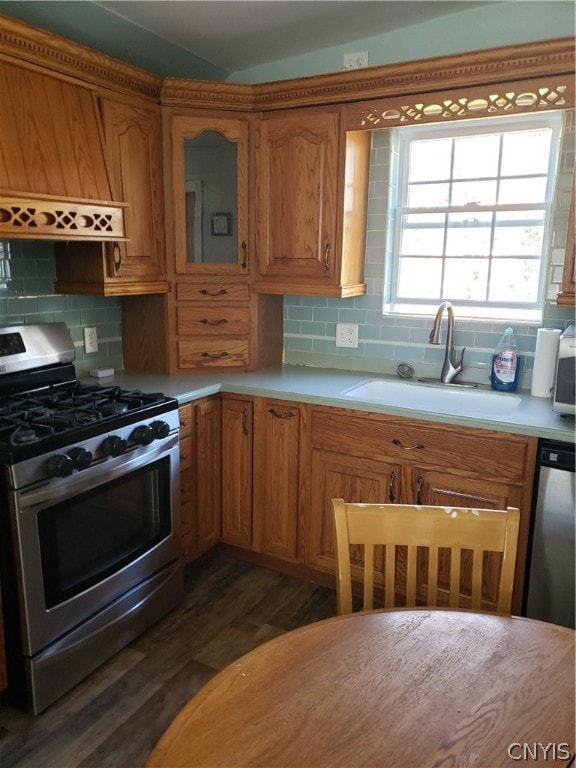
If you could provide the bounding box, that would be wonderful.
[0,552,338,768]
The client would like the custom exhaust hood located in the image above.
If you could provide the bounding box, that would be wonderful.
[0,58,126,242]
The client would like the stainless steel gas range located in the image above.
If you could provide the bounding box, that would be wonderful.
[0,323,183,714]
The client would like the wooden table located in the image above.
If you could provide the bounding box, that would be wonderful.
[146,609,575,768]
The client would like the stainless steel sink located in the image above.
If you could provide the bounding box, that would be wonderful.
[342,378,523,416]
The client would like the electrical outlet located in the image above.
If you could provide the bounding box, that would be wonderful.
[342,51,369,70]
[336,323,359,348]
[84,326,98,354]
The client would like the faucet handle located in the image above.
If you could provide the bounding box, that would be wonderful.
[452,346,465,371]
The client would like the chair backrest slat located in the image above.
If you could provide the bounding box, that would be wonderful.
[471,549,484,610]
[364,544,374,610]
[406,545,418,606]
[384,545,395,609]
[332,500,520,615]
[427,547,439,607]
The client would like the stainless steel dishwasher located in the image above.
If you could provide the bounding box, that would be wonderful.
[524,439,575,629]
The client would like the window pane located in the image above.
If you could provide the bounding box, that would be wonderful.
[398,257,442,298]
[445,212,492,256]
[409,139,452,182]
[501,130,553,176]
[400,214,445,256]
[451,179,497,206]
[498,177,547,204]
[492,212,545,256]
[443,258,489,300]
[489,259,540,302]
[390,112,561,317]
[408,182,449,207]
[453,134,499,178]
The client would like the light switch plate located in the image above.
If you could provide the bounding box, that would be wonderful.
[336,323,359,348]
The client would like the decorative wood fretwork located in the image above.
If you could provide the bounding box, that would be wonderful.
[345,78,575,130]
[0,194,127,241]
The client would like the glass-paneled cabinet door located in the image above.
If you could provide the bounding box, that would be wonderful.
[171,116,250,274]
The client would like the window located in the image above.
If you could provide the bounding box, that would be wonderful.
[385,112,563,321]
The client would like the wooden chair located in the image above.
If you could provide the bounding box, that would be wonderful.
[332,499,520,615]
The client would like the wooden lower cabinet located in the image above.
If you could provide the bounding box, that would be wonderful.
[303,405,537,614]
[213,397,536,614]
[221,396,253,548]
[253,399,302,562]
[307,449,394,580]
[178,397,221,562]
[221,396,303,563]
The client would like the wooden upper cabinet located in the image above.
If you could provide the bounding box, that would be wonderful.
[100,98,167,282]
[169,115,250,275]
[253,108,370,297]
[54,98,169,296]
[557,171,575,307]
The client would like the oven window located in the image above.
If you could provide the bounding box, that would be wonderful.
[38,458,172,608]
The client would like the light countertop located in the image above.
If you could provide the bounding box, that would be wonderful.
[89,365,575,443]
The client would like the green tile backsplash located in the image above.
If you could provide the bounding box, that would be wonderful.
[0,240,123,376]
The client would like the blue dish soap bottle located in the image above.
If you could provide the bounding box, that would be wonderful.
[491,327,520,392]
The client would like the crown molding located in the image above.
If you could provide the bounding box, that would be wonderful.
[0,13,161,100]
[1,13,574,113]
[251,38,575,111]
[160,78,253,111]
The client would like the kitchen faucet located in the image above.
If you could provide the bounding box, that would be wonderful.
[429,301,465,384]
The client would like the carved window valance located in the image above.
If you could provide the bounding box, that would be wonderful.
[345,78,574,131]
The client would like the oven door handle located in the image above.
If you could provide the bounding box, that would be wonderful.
[16,437,179,512]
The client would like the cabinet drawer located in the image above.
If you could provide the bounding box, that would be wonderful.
[176,281,249,304]
[178,339,249,369]
[177,306,250,336]
[310,407,531,483]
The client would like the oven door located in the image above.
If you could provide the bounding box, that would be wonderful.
[9,436,180,656]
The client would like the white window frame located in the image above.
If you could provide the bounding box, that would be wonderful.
[384,112,563,322]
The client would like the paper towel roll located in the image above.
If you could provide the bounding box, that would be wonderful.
[531,328,562,397]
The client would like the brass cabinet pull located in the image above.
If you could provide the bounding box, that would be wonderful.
[392,438,425,451]
[241,241,248,270]
[201,318,227,326]
[416,475,424,505]
[324,242,331,271]
[201,351,229,359]
[179,419,188,427]
[200,288,227,296]
[389,470,397,503]
[242,407,249,436]
[268,408,295,419]
[112,242,122,273]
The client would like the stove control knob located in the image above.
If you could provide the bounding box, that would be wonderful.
[46,453,74,478]
[101,435,128,457]
[131,424,154,446]
[151,420,170,439]
[67,447,93,471]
